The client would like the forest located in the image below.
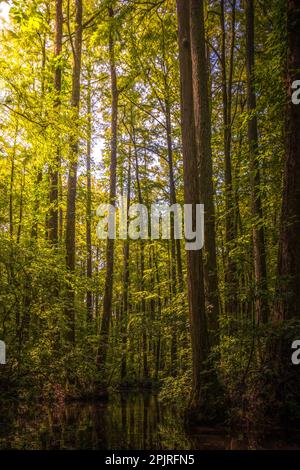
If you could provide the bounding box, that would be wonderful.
[0,0,300,450]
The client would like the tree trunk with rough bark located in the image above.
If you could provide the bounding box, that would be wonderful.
[97,6,118,370]
[190,0,220,343]
[276,0,300,322]
[65,0,83,344]
[49,0,63,246]
[176,0,210,421]
[220,0,238,322]
[245,0,269,325]
[86,68,93,323]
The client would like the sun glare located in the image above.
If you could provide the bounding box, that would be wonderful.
[0,1,10,28]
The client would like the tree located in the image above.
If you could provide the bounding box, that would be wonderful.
[86,65,93,322]
[97,5,118,371]
[48,0,63,246]
[120,156,131,380]
[176,0,210,420]
[65,0,83,344]
[220,0,238,320]
[245,0,268,325]
[275,0,300,324]
[190,0,219,342]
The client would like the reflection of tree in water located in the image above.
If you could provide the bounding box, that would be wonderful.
[1,393,299,449]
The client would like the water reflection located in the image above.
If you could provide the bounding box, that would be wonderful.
[0,393,299,449]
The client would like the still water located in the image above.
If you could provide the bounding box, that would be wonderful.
[0,392,299,450]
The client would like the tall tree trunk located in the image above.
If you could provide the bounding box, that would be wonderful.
[65,0,83,344]
[266,0,300,423]
[154,247,162,381]
[49,0,63,246]
[132,129,149,381]
[86,68,93,323]
[121,158,131,381]
[95,245,100,322]
[275,0,300,322]
[165,97,182,374]
[160,20,183,291]
[245,0,269,325]
[30,171,43,240]
[32,36,47,242]
[220,0,238,321]
[190,0,220,343]
[165,99,183,289]
[9,122,18,240]
[176,0,210,419]
[17,165,25,244]
[97,6,118,369]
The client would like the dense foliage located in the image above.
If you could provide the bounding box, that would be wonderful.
[0,0,299,429]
